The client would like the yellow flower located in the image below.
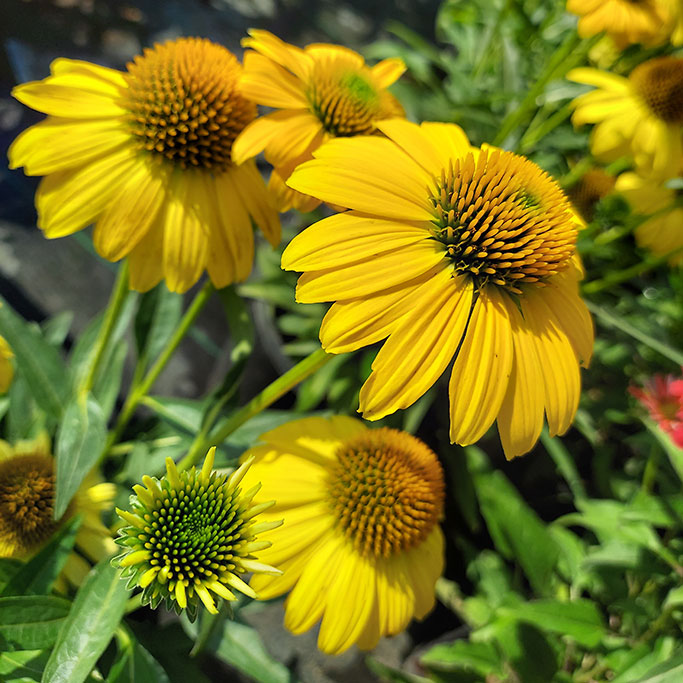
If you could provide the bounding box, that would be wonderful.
[663,0,683,44]
[283,120,594,459]
[616,172,683,265]
[239,416,445,655]
[568,57,683,179]
[566,0,670,48]
[232,30,405,212]
[0,336,13,394]
[114,448,281,618]
[9,38,280,294]
[0,433,116,589]
[567,167,616,219]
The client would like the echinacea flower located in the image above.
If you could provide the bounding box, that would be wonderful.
[114,447,281,618]
[232,30,405,212]
[566,0,670,48]
[568,57,683,179]
[9,37,280,293]
[0,433,116,589]
[239,416,445,655]
[567,167,616,219]
[283,119,593,459]
[0,336,13,393]
[615,171,683,265]
[630,371,683,447]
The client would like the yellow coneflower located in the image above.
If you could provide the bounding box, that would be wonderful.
[9,38,280,293]
[616,171,683,265]
[0,433,116,589]
[232,30,405,212]
[0,336,13,393]
[569,57,683,179]
[114,448,281,618]
[566,0,670,48]
[664,0,683,44]
[239,416,445,655]
[283,120,594,459]
[567,167,616,219]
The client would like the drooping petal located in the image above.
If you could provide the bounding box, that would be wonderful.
[295,240,446,303]
[360,271,472,420]
[282,211,430,271]
[371,57,406,88]
[449,285,514,445]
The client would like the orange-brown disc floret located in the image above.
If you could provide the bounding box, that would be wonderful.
[630,56,683,124]
[327,428,444,558]
[124,37,257,170]
[430,148,577,294]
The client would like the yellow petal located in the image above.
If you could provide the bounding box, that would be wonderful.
[566,67,630,92]
[371,57,406,88]
[449,285,514,445]
[405,527,443,619]
[233,110,322,167]
[288,136,434,221]
[127,215,164,292]
[240,51,308,109]
[521,290,581,437]
[36,145,138,238]
[8,118,131,176]
[49,58,128,87]
[93,157,168,261]
[194,582,218,614]
[267,165,321,213]
[295,240,446,303]
[360,270,472,420]
[161,173,209,293]
[230,161,281,247]
[496,296,545,460]
[243,29,312,80]
[282,211,430,271]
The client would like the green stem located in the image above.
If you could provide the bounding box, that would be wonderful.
[177,347,334,471]
[519,102,573,153]
[641,444,659,494]
[103,280,214,457]
[541,429,587,501]
[582,245,683,294]
[80,261,130,395]
[492,30,583,147]
[586,301,683,366]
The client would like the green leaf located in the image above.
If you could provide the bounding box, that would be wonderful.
[0,300,68,419]
[631,650,683,682]
[611,637,677,682]
[0,596,71,650]
[106,626,170,683]
[95,341,127,421]
[134,285,183,370]
[468,456,559,596]
[0,650,50,682]
[498,598,605,648]
[295,354,348,411]
[1,515,81,597]
[495,620,558,683]
[42,560,130,683]
[421,640,502,676]
[42,313,73,348]
[211,617,292,683]
[0,559,23,592]
[644,420,683,483]
[141,396,205,434]
[54,394,107,520]
[7,376,43,442]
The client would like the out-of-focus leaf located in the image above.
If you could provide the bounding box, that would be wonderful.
[366,657,432,682]
[42,560,130,683]
[7,376,43,442]
[0,559,22,592]
[645,420,683,483]
[106,626,170,683]
[42,312,73,348]
[0,300,68,419]
[421,639,502,676]
[630,650,683,682]
[0,650,49,682]
[134,285,183,370]
[295,354,348,411]
[0,596,71,650]
[95,341,127,421]
[140,396,205,434]
[495,620,558,683]
[54,394,107,519]
[498,598,605,648]
[468,455,559,596]
[610,637,677,682]
[0,515,80,596]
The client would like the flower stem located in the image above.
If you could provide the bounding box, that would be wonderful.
[80,261,130,395]
[103,280,214,458]
[177,347,334,471]
[582,245,683,294]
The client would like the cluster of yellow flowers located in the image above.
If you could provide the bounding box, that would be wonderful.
[0,4,678,656]
[568,0,683,265]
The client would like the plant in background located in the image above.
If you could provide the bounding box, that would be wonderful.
[8,37,280,293]
[631,370,683,447]
[0,335,13,394]
[239,416,445,654]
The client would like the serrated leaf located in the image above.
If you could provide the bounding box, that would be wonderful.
[42,560,130,683]
[0,300,68,419]
[0,596,71,650]
[54,394,107,519]
[1,515,81,596]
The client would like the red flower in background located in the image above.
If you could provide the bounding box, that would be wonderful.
[631,371,683,448]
